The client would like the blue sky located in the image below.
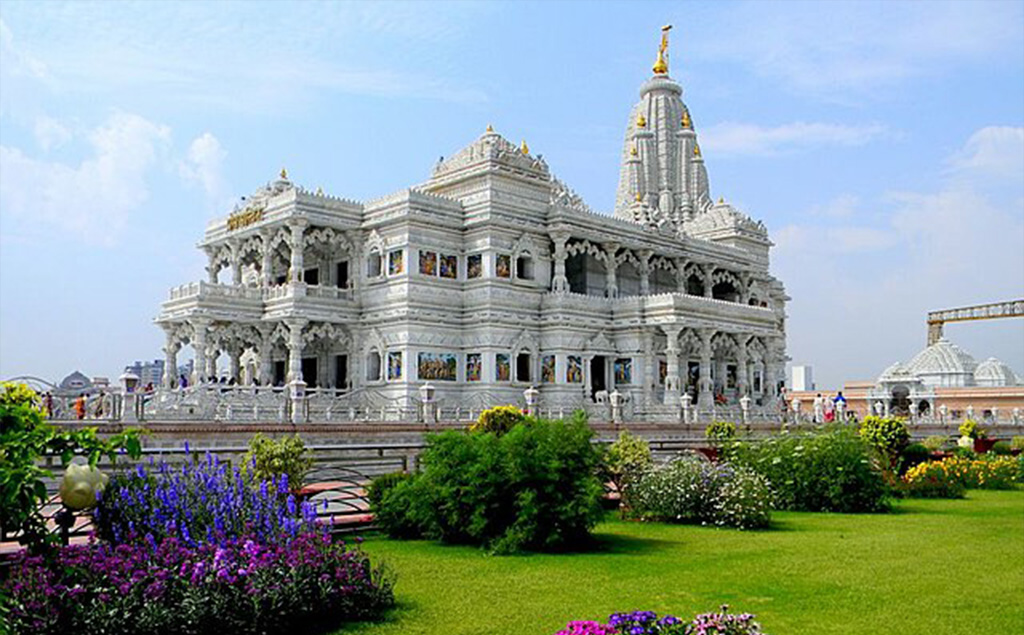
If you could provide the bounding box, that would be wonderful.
[1,0,1022,388]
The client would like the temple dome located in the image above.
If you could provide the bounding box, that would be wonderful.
[974,357,1021,387]
[684,202,768,240]
[877,362,918,385]
[906,338,977,387]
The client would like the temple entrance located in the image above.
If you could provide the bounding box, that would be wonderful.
[302,357,319,388]
[334,355,348,389]
[273,361,286,387]
[590,356,607,400]
[890,385,910,416]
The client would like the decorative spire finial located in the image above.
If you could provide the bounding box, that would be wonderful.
[521,139,530,155]
[718,196,724,204]
[316,186,324,195]
[630,144,638,157]
[693,143,701,157]
[280,167,288,180]
[653,24,672,75]
[486,124,494,133]
[635,192,642,202]
[636,113,646,128]
[681,110,691,128]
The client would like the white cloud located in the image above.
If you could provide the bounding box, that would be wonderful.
[0,19,47,79]
[33,115,72,151]
[179,132,229,209]
[947,126,1024,183]
[701,121,886,157]
[0,112,171,245]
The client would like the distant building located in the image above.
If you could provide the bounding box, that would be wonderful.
[124,360,165,388]
[791,365,814,391]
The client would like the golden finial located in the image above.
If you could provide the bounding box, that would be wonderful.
[316,186,324,195]
[718,196,724,204]
[520,139,530,154]
[280,167,288,180]
[486,124,494,133]
[693,143,701,157]
[636,113,647,128]
[635,192,642,202]
[630,144,638,157]
[653,24,672,75]
[681,111,691,128]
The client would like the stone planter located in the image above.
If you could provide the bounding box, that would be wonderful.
[973,438,997,454]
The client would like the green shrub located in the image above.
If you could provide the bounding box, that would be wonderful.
[902,460,967,499]
[991,441,1012,456]
[730,425,890,513]
[1016,454,1024,484]
[922,435,948,452]
[470,404,525,435]
[629,457,772,529]
[959,419,986,439]
[900,443,931,474]
[1011,436,1024,451]
[374,413,604,553]
[858,416,910,477]
[241,433,312,490]
[367,471,411,509]
[952,446,977,459]
[705,421,737,445]
[603,431,652,513]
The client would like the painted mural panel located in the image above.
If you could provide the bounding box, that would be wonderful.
[495,254,511,279]
[387,351,402,380]
[388,250,404,275]
[418,352,456,381]
[496,353,511,381]
[467,254,482,279]
[440,254,458,279]
[419,251,437,276]
[541,355,555,383]
[614,358,633,385]
[566,355,582,383]
[466,353,481,382]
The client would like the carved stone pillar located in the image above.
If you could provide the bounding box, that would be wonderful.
[205,248,219,284]
[603,242,619,299]
[675,257,687,294]
[230,241,242,285]
[662,325,682,406]
[258,326,273,386]
[638,249,652,296]
[550,231,570,293]
[260,230,273,287]
[698,328,714,409]
[736,340,749,397]
[703,264,714,298]
[739,272,752,304]
[162,327,179,389]
[286,319,308,383]
[191,319,210,385]
[206,348,219,382]
[288,221,307,283]
[642,328,655,405]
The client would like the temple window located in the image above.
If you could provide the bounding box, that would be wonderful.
[515,255,534,280]
[335,261,349,288]
[712,281,739,302]
[685,274,704,296]
[515,353,531,382]
[366,350,382,381]
[367,250,383,278]
[304,267,319,286]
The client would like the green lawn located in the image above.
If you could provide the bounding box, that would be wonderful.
[340,490,1024,635]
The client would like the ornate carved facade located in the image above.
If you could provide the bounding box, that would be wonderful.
[154,31,789,420]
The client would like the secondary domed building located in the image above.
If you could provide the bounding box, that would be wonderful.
[151,29,789,423]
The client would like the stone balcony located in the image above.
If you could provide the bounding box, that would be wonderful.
[159,281,356,323]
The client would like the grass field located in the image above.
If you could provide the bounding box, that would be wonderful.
[342,489,1024,635]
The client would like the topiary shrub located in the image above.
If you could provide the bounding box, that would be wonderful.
[705,420,737,446]
[858,416,910,480]
[730,425,890,513]
[470,404,525,435]
[922,435,948,452]
[603,431,652,514]
[241,433,312,490]
[375,412,604,553]
[629,457,773,529]
[991,441,1012,456]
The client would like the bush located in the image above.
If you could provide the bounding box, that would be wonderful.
[95,452,319,547]
[554,607,765,635]
[629,457,772,529]
[603,431,652,512]
[1011,436,1024,451]
[470,404,525,435]
[1017,454,1024,484]
[0,382,142,553]
[366,471,411,509]
[900,443,931,474]
[922,435,948,452]
[374,413,604,553]
[858,416,910,477]
[705,420,737,445]
[959,419,986,439]
[241,433,312,489]
[991,441,1012,455]
[902,461,967,498]
[730,425,890,513]
[1,531,394,635]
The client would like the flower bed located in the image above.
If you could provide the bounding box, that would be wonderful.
[3,532,393,635]
[903,456,1018,497]
[554,607,765,634]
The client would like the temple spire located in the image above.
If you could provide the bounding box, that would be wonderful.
[653,24,671,75]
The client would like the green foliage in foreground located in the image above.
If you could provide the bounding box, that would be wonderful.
[344,490,1024,635]
[241,432,313,489]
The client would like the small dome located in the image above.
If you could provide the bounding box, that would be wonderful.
[684,203,768,239]
[975,357,1020,387]
[877,362,917,384]
[907,338,977,387]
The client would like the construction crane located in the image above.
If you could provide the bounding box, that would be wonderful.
[926,300,1024,346]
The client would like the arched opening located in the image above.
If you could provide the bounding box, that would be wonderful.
[685,274,704,296]
[515,255,534,280]
[617,261,641,296]
[712,281,739,302]
[890,385,911,416]
[366,350,382,381]
[918,400,930,416]
[651,267,675,294]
